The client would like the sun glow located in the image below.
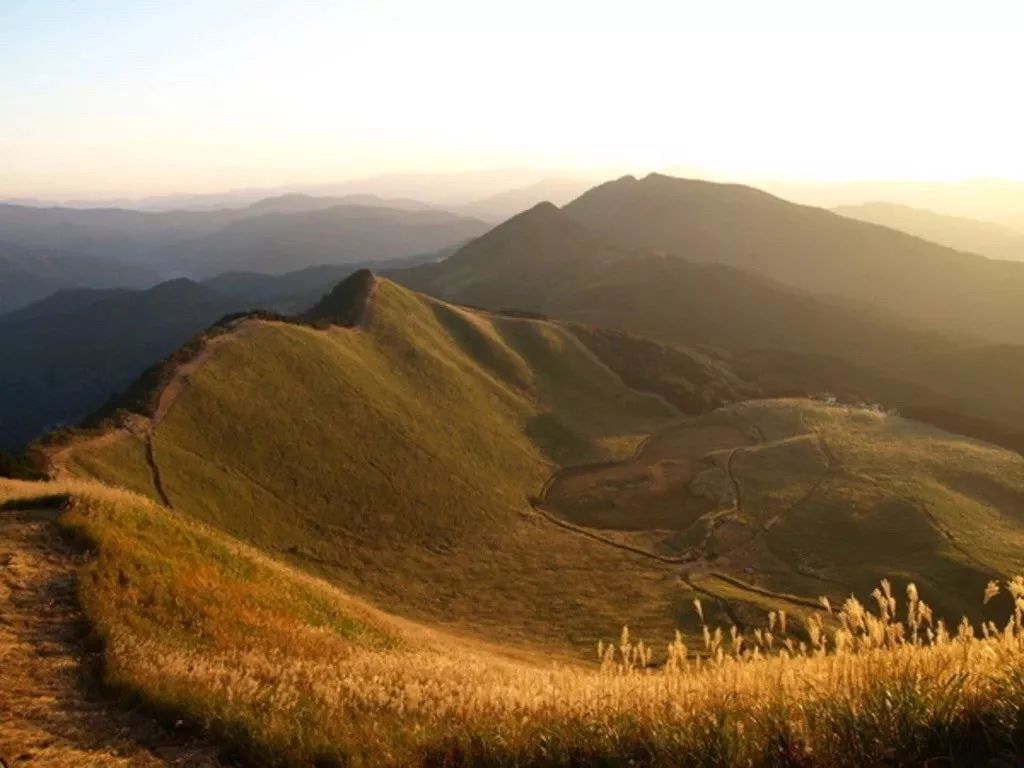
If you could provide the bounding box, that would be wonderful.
[2,0,1023,198]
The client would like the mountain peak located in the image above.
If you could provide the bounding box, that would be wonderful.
[303,268,377,326]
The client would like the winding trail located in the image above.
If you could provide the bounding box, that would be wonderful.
[725,446,745,514]
[530,405,857,624]
[529,506,697,565]
[144,438,173,509]
[0,506,219,767]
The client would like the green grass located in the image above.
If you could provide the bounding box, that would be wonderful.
[536,396,1024,627]
[62,432,159,501]
[62,281,1024,655]
[66,280,697,655]
[26,277,1024,766]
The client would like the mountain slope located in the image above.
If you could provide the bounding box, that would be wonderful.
[51,276,1024,658]
[56,276,700,652]
[397,202,951,366]
[564,174,1024,344]
[833,202,1024,262]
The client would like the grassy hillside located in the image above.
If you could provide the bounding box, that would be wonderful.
[536,398,1024,626]
[60,277,724,654]
[21,275,1024,765]
[562,173,1024,345]
[7,475,1024,767]
[54,276,1024,647]
[736,346,1024,456]
[564,322,759,413]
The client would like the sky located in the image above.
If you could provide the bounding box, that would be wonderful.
[2,0,1023,199]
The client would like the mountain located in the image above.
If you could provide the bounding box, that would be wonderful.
[240,192,438,216]
[833,202,1024,261]
[398,194,1024,456]
[0,203,227,265]
[459,178,597,221]
[563,174,1024,344]
[398,201,950,366]
[201,251,445,312]
[758,176,1024,222]
[0,279,247,449]
[0,198,483,291]
[159,205,488,277]
[0,239,160,314]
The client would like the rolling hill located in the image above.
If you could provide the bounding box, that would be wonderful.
[1,257,459,450]
[8,272,1024,765]
[51,274,1024,645]
[563,173,1024,344]
[833,202,1024,262]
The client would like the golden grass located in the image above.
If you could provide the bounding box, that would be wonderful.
[7,476,1024,766]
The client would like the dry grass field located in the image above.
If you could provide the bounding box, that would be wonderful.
[6,476,1024,766]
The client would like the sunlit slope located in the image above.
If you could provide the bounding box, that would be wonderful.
[12,475,1024,767]
[539,398,1024,625]
[64,279,721,652]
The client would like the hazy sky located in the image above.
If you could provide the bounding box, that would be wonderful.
[3,0,1023,199]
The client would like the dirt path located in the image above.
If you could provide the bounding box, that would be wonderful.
[0,507,219,767]
[44,322,259,505]
[529,505,697,565]
[530,407,852,624]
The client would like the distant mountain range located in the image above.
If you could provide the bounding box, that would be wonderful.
[833,202,1024,261]
[157,205,486,278]
[3,170,600,215]
[0,197,487,312]
[758,176,1024,223]
[0,240,160,313]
